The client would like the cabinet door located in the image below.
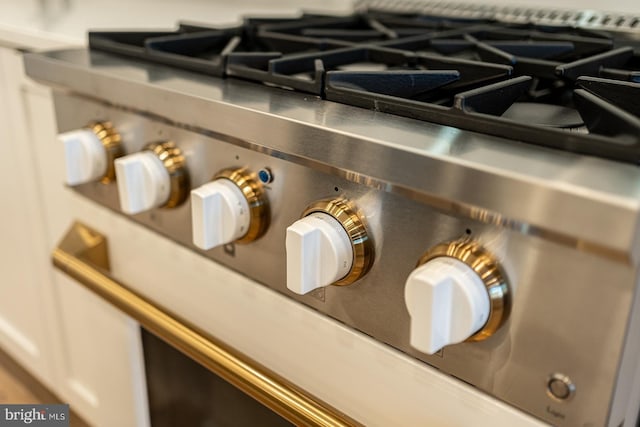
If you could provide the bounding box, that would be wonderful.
[0,46,56,390]
[0,46,149,427]
[52,270,150,427]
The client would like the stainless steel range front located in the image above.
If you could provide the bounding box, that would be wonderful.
[26,2,640,426]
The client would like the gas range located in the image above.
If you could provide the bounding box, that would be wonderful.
[25,1,640,426]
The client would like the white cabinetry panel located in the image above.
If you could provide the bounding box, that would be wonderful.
[0,46,55,389]
[53,271,149,427]
[0,46,148,427]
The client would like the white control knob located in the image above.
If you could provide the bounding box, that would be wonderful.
[115,151,170,215]
[191,179,251,250]
[59,129,107,185]
[286,212,353,295]
[405,257,490,355]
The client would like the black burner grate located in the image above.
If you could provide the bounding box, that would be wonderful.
[88,10,640,164]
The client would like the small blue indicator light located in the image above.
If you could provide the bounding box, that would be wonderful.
[258,168,272,183]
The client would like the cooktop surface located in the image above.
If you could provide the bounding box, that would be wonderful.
[88,8,640,163]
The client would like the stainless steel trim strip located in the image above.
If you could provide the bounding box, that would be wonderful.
[52,221,361,427]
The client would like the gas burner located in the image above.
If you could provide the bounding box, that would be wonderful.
[502,103,583,128]
[88,11,640,163]
[575,76,640,141]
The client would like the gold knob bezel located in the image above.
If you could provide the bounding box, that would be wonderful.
[143,141,189,208]
[88,121,123,184]
[213,168,270,244]
[417,239,510,342]
[302,198,374,286]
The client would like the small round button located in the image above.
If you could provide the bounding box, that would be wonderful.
[547,373,575,401]
[258,168,273,184]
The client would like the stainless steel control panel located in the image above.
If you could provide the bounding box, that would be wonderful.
[51,90,640,427]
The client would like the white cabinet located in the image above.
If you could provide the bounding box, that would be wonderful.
[0,46,149,427]
[0,46,55,391]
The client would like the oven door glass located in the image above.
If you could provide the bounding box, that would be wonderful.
[141,328,293,427]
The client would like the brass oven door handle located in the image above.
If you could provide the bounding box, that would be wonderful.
[52,222,359,427]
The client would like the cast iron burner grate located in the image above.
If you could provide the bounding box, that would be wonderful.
[88,10,640,164]
[89,15,354,77]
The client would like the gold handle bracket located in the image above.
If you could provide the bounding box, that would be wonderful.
[52,222,359,427]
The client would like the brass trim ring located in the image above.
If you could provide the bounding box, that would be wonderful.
[302,199,374,286]
[214,168,270,244]
[417,239,510,342]
[144,141,190,208]
[88,121,123,184]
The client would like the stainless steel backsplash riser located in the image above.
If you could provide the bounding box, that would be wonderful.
[356,0,640,36]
